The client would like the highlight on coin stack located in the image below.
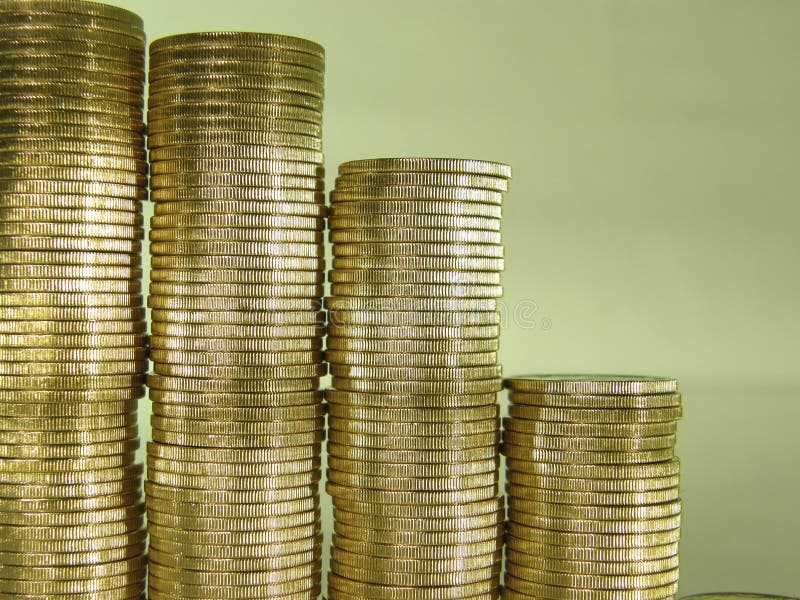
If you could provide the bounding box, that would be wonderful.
[324,157,512,600]
[0,0,148,598]
[502,375,683,600]
[144,31,326,600]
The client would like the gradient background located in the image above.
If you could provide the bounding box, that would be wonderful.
[107,0,800,595]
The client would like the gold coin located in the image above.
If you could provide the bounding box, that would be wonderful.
[148,457,321,478]
[332,534,501,561]
[147,374,319,394]
[0,412,137,432]
[0,477,141,501]
[331,215,500,234]
[333,241,504,259]
[151,254,323,270]
[152,211,323,229]
[328,457,497,479]
[332,547,499,575]
[333,521,501,545]
[504,419,678,438]
[151,322,322,340]
[331,560,498,588]
[145,496,318,519]
[149,32,324,59]
[148,533,321,561]
[333,497,502,519]
[333,507,502,532]
[0,321,145,335]
[327,443,498,465]
[329,417,498,438]
[0,130,143,156]
[0,400,136,418]
[150,349,321,367]
[147,521,320,546]
[0,63,143,90]
[0,373,144,391]
[149,87,323,113]
[327,404,498,423]
[149,45,323,70]
[150,269,323,285]
[331,185,503,204]
[0,250,139,269]
[330,228,500,244]
[147,129,321,151]
[338,158,510,178]
[147,508,319,533]
[150,335,321,354]
[504,374,679,395]
[326,338,498,355]
[330,199,500,219]
[149,142,322,163]
[507,523,681,548]
[327,470,496,492]
[505,578,677,600]
[149,241,322,258]
[330,283,502,299]
[0,190,141,212]
[0,424,139,445]
[0,38,142,67]
[680,595,799,600]
[0,553,146,580]
[325,390,497,409]
[502,432,676,452]
[2,306,144,323]
[147,73,322,99]
[0,149,144,170]
[502,443,674,465]
[325,296,497,312]
[512,513,681,535]
[148,57,322,81]
[327,324,499,340]
[0,236,141,253]
[146,483,319,506]
[0,264,141,281]
[506,554,678,576]
[0,387,142,403]
[151,429,324,449]
[150,415,323,436]
[505,564,679,591]
[510,391,682,409]
[2,463,141,485]
[152,402,322,421]
[335,172,508,192]
[148,562,320,589]
[0,10,144,38]
[147,115,320,138]
[329,364,501,382]
[0,280,140,295]
[0,573,145,595]
[506,484,681,507]
[0,491,140,515]
[327,573,497,600]
[151,173,321,193]
[147,442,320,465]
[0,455,137,477]
[331,377,502,395]
[0,81,140,108]
[0,543,144,569]
[148,102,321,126]
[326,482,498,506]
[0,122,142,147]
[506,470,680,493]
[149,227,322,244]
[0,437,141,460]
[0,107,144,132]
[148,296,321,312]
[148,576,320,600]
[509,499,682,521]
[329,269,501,285]
[148,282,322,299]
[0,217,141,238]
[152,186,322,204]
[325,349,497,368]
[0,332,145,349]
[506,538,679,564]
[332,255,503,272]
[509,405,682,424]
[0,1,143,27]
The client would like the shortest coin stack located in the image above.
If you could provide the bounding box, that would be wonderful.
[502,375,683,600]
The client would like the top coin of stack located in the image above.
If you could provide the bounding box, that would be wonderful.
[502,375,683,600]
[0,1,147,598]
[325,157,511,600]
[145,31,326,600]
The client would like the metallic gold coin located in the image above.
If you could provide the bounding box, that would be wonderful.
[0,10,144,38]
[0,251,140,269]
[331,377,502,395]
[338,158,510,178]
[0,387,142,403]
[147,116,320,139]
[149,227,321,244]
[327,324,499,340]
[327,404,498,423]
[505,578,677,600]
[329,269,501,285]
[148,57,322,82]
[508,553,678,577]
[335,172,508,192]
[151,175,321,194]
[332,547,499,575]
[328,457,497,479]
[0,572,145,595]
[327,573,497,600]
[326,443,498,465]
[505,564,679,591]
[331,560,498,587]
[154,200,327,220]
[152,186,322,204]
[0,108,144,133]
[147,576,320,600]
[328,470,496,492]
[0,149,144,171]
[0,130,143,156]
[148,457,321,479]
[327,482,498,506]
[503,432,676,452]
[147,129,321,151]
[0,435,140,459]
[509,499,682,521]
[333,241,504,259]
[510,391,682,409]
[0,280,140,295]
[152,401,322,420]
[512,513,681,535]
[680,595,800,599]
[330,228,500,244]
[1,463,141,485]
[147,73,322,99]
[152,212,323,230]
[0,65,143,93]
[147,562,320,589]
[0,373,144,391]
[330,283,502,299]
[328,430,498,451]
[325,390,497,409]
[145,481,317,504]
[2,307,144,323]
[148,533,321,561]
[0,457,137,479]
[332,533,502,561]
[0,400,136,418]
[148,296,321,312]
[502,443,674,465]
[147,374,319,394]
[0,40,142,69]
[333,497,502,519]
[330,198,501,218]
[150,415,323,436]
[332,255,504,272]
[0,222,141,242]
[0,412,138,432]
[149,142,322,163]
[147,439,319,461]
[0,553,146,580]
[151,254,323,271]
[0,332,145,350]
[506,484,681,507]
[149,88,323,115]
[0,476,141,501]
[0,236,141,253]
[150,349,321,367]
[333,506,502,531]
[149,45,323,70]
[0,321,144,336]
[150,269,323,285]
[0,264,141,281]
[331,185,503,205]
[509,405,682,424]
[145,496,318,520]
[504,418,678,438]
[325,349,497,368]
[0,190,141,212]
[148,103,321,127]
[330,215,500,234]
[325,338,498,356]
[0,0,143,27]
[149,31,324,59]
[151,429,324,449]
[515,458,682,481]
[0,175,145,201]
[504,374,679,395]
[147,508,319,533]
[506,538,679,564]
[149,241,322,259]
[149,336,321,354]
[333,520,501,545]
[325,296,497,312]
[148,282,322,299]
[0,424,139,446]
[0,83,140,110]
[147,521,320,547]
[0,542,144,569]
[329,364,501,382]
[329,417,498,438]
[507,523,681,548]
[506,470,680,493]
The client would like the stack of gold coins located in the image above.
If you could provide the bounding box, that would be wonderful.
[325,157,512,600]
[0,1,147,598]
[145,32,326,600]
[502,375,683,600]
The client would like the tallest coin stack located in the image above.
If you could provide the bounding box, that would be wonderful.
[0,0,148,598]
[325,158,512,600]
[145,32,327,600]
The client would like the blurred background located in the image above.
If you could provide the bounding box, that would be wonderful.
[107,0,800,595]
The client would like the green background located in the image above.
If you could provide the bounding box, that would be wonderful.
[107,0,800,595]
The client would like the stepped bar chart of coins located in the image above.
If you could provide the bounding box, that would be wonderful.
[324,158,512,600]
[145,32,326,600]
[502,375,683,600]
[0,0,148,598]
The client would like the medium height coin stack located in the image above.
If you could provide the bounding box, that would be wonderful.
[145,32,326,600]
[325,158,512,600]
[0,0,147,598]
[502,375,683,600]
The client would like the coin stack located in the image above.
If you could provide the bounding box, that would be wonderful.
[145,32,326,600]
[0,0,147,598]
[325,157,512,600]
[502,375,683,600]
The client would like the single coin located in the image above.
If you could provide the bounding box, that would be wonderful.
[511,513,681,535]
[0,424,139,446]
[327,572,497,600]
[504,578,677,600]
[331,534,501,561]
[507,553,678,576]
[149,142,323,163]
[325,390,497,409]
[510,391,682,409]
[330,214,500,233]
[329,269,501,285]
[329,364,501,382]
[508,405,683,424]
[326,443,498,465]
[149,45,323,70]
[147,562,320,589]
[0,81,140,108]
[331,547,499,575]
[0,476,141,501]
[0,372,144,391]
[150,348,321,367]
[153,361,325,380]
[506,538,679,564]
[145,497,319,520]
[325,296,497,312]
[333,520,501,545]
[0,191,142,212]
[331,559,498,587]
[325,349,497,368]
[338,158,511,178]
[148,88,323,115]
[327,324,499,340]
[147,374,319,394]
[331,377,502,395]
[503,459,681,480]
[329,416,498,437]
[0,264,141,280]
[0,221,142,241]
[148,57,322,83]
[0,332,145,350]
[150,415,323,436]
[0,132,143,157]
[150,269,323,285]
[504,374,678,395]
[151,255,323,271]
[146,521,320,546]
[325,336,498,354]
[148,534,321,561]
[327,430,499,451]
[152,403,323,422]
[154,199,327,219]
[0,65,143,94]
[509,499,682,521]
[335,172,508,192]
[328,457,497,479]
[149,241,322,258]
[0,250,139,268]
[331,185,503,205]
[147,129,321,151]
[149,336,321,354]
[0,553,146,580]
[1,306,144,323]
[0,149,144,171]
[0,412,138,432]
[150,323,323,341]
[149,32,324,59]
[147,576,320,600]
[146,508,319,533]
[330,283,502,299]
[333,498,502,520]
[327,404,498,423]
[0,107,143,133]
[147,73,322,99]
[147,456,321,478]
[148,102,321,126]
[332,255,503,272]
[152,210,323,229]
[0,0,143,27]
[507,523,681,549]
[330,228,500,244]
[147,115,321,138]
[149,226,322,243]
[0,400,136,418]
[504,418,678,438]
[0,321,145,335]
[146,442,320,465]
[327,482,498,506]
[0,279,141,294]
[147,469,320,492]
[505,484,681,507]
[330,199,502,219]
[0,573,146,595]
[0,387,143,403]
[148,296,321,312]
[506,470,680,493]
[0,456,137,478]
[502,444,674,465]
[0,236,141,253]
[1,463,141,485]
[0,11,144,39]
[151,429,324,449]
[0,174,145,199]
[505,564,679,591]
[327,469,496,492]
[148,282,323,299]
[502,432,677,452]
[333,241,504,259]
